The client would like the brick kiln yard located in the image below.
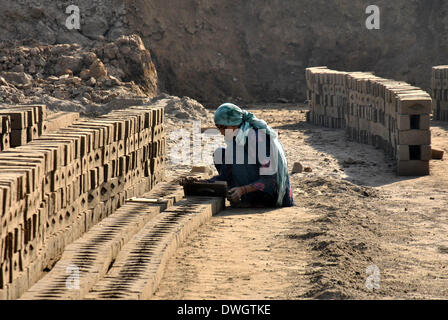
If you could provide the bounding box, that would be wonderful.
[155,104,448,300]
[1,35,447,300]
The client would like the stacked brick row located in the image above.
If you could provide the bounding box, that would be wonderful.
[0,105,166,299]
[0,105,48,151]
[306,67,432,176]
[431,65,448,121]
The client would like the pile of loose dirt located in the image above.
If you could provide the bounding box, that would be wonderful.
[0,34,157,115]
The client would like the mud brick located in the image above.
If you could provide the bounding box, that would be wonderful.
[86,148,103,169]
[66,126,97,152]
[18,105,47,123]
[25,190,41,216]
[117,156,125,176]
[0,115,11,133]
[101,144,110,165]
[66,184,74,209]
[71,176,81,199]
[0,152,45,176]
[80,155,89,174]
[108,159,118,179]
[80,172,90,194]
[89,120,119,142]
[77,121,113,145]
[0,174,26,203]
[99,180,120,202]
[141,128,151,145]
[89,169,99,190]
[37,120,47,135]
[109,111,144,132]
[10,129,27,147]
[12,146,53,174]
[116,140,125,157]
[398,130,431,145]
[397,145,432,161]
[0,110,28,129]
[152,124,164,141]
[1,133,10,151]
[90,202,105,226]
[0,262,8,291]
[397,160,430,176]
[397,114,430,131]
[6,107,36,126]
[45,133,82,160]
[104,117,132,139]
[58,129,93,156]
[123,136,133,154]
[72,158,82,178]
[8,268,29,300]
[397,96,432,115]
[0,167,33,196]
[87,188,100,209]
[108,141,118,160]
[103,197,113,217]
[73,123,105,148]
[124,155,132,174]
[133,132,140,150]
[55,187,66,212]
[27,141,63,170]
[37,138,75,165]
[45,112,79,132]
[99,117,125,140]
[78,193,88,214]
[26,124,39,142]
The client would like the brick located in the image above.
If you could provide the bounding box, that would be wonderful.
[397,160,430,176]
[398,130,431,145]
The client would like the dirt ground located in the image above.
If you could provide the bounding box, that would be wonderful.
[153,104,448,300]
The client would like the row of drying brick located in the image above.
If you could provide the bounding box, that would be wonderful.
[0,105,48,152]
[306,67,432,176]
[18,179,187,300]
[431,65,448,121]
[0,105,166,299]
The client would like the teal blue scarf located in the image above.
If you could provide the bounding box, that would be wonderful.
[214,103,289,207]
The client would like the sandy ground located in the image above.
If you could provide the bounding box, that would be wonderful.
[154,104,448,300]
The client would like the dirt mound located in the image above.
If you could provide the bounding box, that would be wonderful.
[0,34,158,114]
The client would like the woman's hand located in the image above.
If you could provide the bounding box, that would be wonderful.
[227,186,246,202]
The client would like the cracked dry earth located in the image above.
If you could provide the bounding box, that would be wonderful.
[153,104,448,300]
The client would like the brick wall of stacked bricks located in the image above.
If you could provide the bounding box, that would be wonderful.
[0,105,166,299]
[306,67,432,176]
[0,105,48,152]
[431,66,448,121]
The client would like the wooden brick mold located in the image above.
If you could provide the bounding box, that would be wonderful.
[306,67,432,176]
[0,105,166,300]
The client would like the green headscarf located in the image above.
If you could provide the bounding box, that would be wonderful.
[214,103,289,207]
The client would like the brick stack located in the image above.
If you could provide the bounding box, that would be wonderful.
[431,65,448,121]
[306,67,432,176]
[0,105,165,300]
[0,105,48,148]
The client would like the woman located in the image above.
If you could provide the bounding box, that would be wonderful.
[210,103,294,208]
